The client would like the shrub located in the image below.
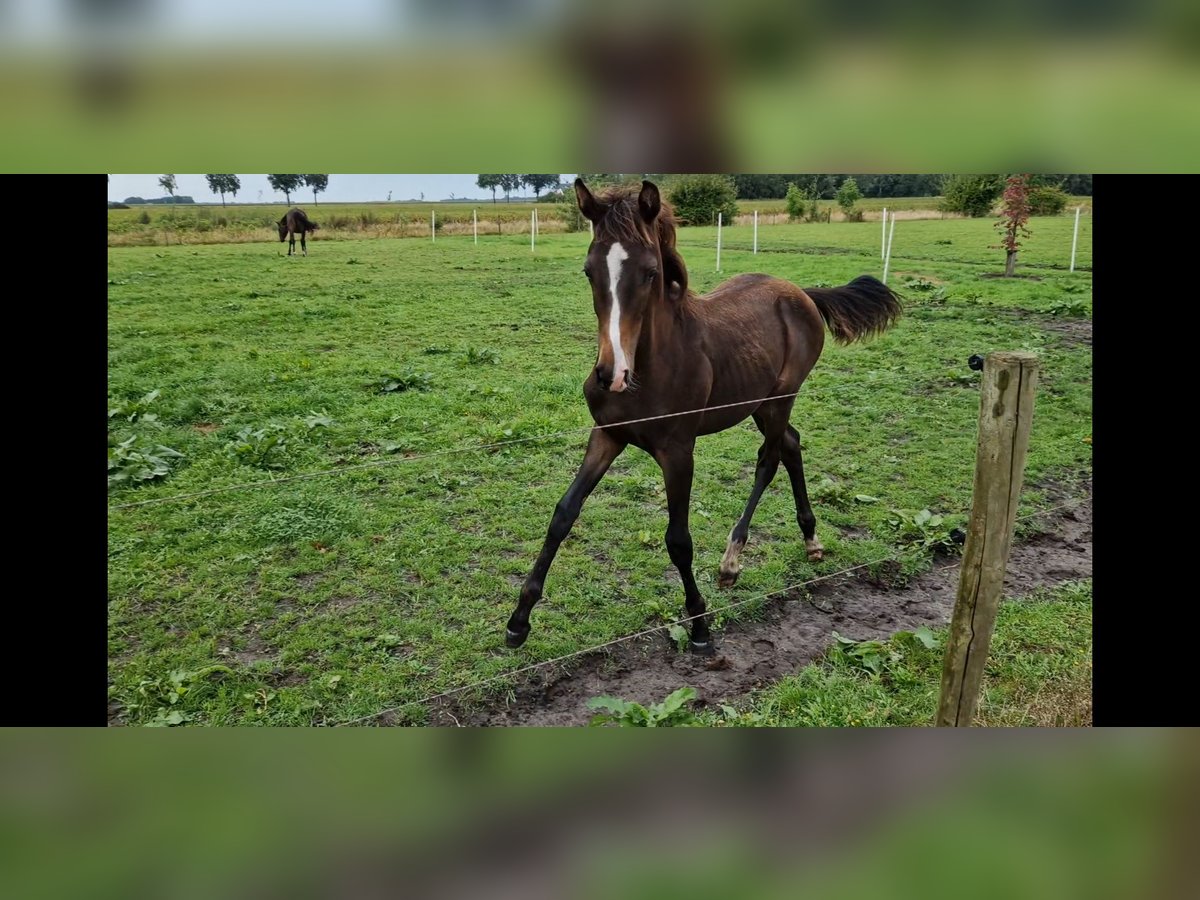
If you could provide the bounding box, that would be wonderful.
[836,177,862,220]
[939,175,1003,217]
[667,174,739,226]
[1028,185,1069,216]
[558,199,586,232]
[785,182,809,222]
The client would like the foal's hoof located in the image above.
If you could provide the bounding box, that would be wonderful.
[689,640,716,657]
[505,628,529,649]
[717,568,741,589]
[806,539,825,562]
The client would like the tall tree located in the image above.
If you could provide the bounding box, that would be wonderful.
[521,174,560,201]
[158,174,177,203]
[499,174,521,202]
[476,174,503,204]
[870,174,897,197]
[267,175,304,205]
[204,174,240,208]
[304,174,329,205]
[994,174,1033,277]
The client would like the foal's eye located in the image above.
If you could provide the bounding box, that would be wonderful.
[583,267,593,281]
[644,270,658,284]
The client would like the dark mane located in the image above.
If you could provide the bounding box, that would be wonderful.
[593,185,690,297]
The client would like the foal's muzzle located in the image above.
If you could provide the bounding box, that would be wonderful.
[595,365,628,392]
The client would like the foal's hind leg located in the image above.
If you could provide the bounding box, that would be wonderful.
[718,406,789,588]
[780,425,823,561]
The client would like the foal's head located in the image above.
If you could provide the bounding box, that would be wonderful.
[574,178,687,393]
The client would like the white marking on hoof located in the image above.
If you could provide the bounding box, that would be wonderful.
[719,531,745,586]
[805,537,825,561]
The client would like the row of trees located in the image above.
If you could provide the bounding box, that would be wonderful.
[566,173,1090,205]
[145,171,1084,212]
[733,174,940,200]
[266,175,329,206]
[732,174,1091,200]
[154,175,331,208]
[562,174,862,226]
[475,175,561,203]
[557,174,864,227]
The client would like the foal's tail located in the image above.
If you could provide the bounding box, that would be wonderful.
[805,275,903,345]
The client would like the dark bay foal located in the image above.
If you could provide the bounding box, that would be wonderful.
[278,207,318,256]
[506,179,902,653]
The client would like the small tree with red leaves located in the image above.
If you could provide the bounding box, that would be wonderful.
[994,174,1032,277]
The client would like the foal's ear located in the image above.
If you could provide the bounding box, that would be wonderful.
[638,180,661,224]
[574,178,602,222]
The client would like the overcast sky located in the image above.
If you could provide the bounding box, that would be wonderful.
[108,175,573,204]
[6,1,437,46]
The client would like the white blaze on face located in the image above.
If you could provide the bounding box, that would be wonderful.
[605,242,630,392]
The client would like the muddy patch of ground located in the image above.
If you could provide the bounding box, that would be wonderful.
[221,630,276,668]
[996,307,1091,350]
[1038,317,1092,349]
[434,484,1091,726]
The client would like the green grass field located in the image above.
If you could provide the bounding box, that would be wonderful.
[107,213,1092,725]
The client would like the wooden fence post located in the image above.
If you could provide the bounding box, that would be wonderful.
[936,351,1040,726]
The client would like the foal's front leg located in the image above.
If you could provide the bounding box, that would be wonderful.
[505,429,625,648]
[301,230,308,257]
[655,442,712,653]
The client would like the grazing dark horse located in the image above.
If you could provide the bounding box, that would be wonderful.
[278,207,318,256]
[505,179,903,653]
